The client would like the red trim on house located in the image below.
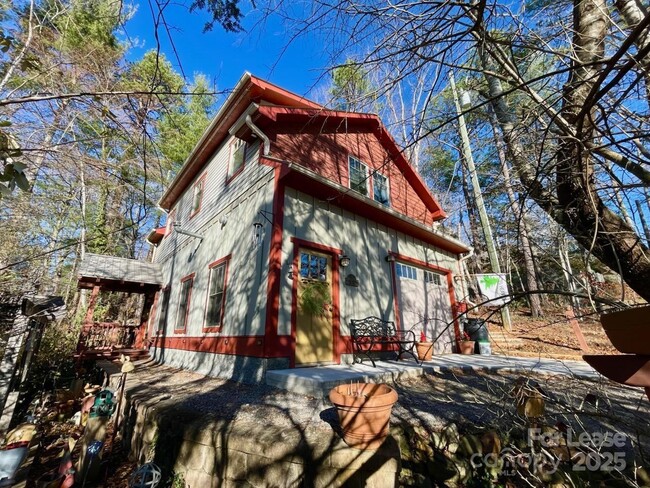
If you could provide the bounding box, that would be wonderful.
[289,238,343,367]
[225,139,246,185]
[389,259,402,332]
[202,254,231,333]
[154,335,266,356]
[280,168,469,254]
[256,105,446,220]
[189,173,207,220]
[159,74,322,210]
[263,166,286,357]
[388,252,461,350]
[175,273,195,334]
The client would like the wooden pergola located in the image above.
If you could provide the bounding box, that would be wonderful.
[77,253,162,358]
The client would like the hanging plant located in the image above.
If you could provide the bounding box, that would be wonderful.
[300,280,331,315]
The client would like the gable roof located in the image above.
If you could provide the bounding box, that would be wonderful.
[256,105,446,220]
[158,73,446,221]
[158,73,321,210]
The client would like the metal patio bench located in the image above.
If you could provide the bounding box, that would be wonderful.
[350,316,418,367]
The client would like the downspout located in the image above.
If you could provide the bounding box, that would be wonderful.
[246,115,270,156]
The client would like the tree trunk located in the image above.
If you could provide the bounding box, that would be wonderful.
[615,0,650,104]
[488,108,543,317]
[479,3,650,301]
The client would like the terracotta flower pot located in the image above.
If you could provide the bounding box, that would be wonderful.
[416,342,433,361]
[600,305,650,354]
[459,341,475,355]
[329,383,398,450]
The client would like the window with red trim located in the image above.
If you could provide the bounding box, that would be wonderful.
[175,275,194,333]
[227,138,246,183]
[190,175,206,219]
[165,209,176,237]
[204,256,230,331]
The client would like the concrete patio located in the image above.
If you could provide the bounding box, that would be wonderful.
[265,354,600,396]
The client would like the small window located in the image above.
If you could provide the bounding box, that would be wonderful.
[190,176,206,218]
[228,138,246,180]
[300,252,328,281]
[373,172,390,206]
[396,263,418,280]
[425,271,442,286]
[205,258,229,331]
[165,210,176,237]
[348,156,369,196]
[176,275,194,333]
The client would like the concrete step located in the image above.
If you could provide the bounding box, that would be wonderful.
[266,360,424,397]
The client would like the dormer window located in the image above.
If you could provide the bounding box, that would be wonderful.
[190,175,206,218]
[373,171,390,206]
[348,156,369,196]
[228,138,246,182]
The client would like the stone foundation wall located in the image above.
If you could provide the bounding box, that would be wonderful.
[120,387,400,487]
[148,347,291,384]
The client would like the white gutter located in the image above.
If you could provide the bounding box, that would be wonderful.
[227,103,271,156]
[246,115,270,156]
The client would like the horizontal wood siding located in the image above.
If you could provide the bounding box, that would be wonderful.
[279,188,458,339]
[152,137,274,339]
[268,124,433,226]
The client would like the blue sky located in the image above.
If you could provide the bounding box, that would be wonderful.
[123,3,331,98]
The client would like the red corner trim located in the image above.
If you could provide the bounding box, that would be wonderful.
[263,166,286,356]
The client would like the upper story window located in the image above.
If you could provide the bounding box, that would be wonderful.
[205,256,230,332]
[164,209,176,237]
[348,156,369,196]
[373,171,390,206]
[228,138,246,182]
[190,175,206,219]
[176,274,194,333]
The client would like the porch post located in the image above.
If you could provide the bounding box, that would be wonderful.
[135,291,157,349]
[85,285,101,323]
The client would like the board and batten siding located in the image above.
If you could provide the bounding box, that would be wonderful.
[153,137,275,339]
[278,188,459,339]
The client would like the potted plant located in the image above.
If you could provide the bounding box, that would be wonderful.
[329,382,398,450]
[459,331,475,355]
[299,281,331,315]
[416,331,433,361]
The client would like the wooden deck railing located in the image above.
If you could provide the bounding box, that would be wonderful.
[77,321,139,352]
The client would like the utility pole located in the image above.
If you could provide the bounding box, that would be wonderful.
[449,71,512,330]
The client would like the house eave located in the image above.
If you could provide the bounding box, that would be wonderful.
[274,159,470,255]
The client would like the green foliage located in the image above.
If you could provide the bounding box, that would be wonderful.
[158,74,215,174]
[300,281,331,315]
[330,60,372,112]
[50,0,123,51]
[189,0,243,33]
[421,146,459,195]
